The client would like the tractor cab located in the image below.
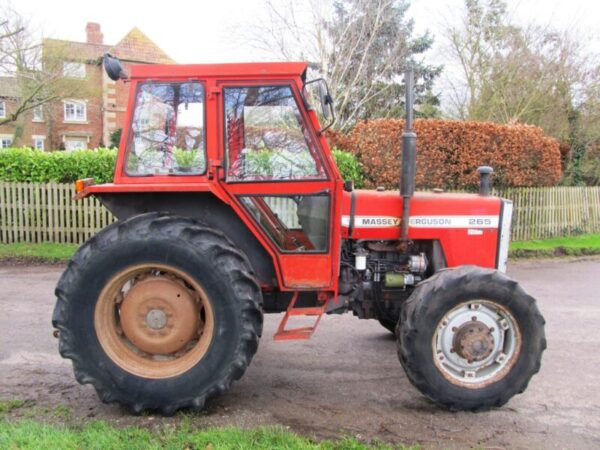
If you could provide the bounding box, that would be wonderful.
[83,57,345,292]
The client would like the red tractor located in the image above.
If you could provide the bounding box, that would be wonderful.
[52,55,545,415]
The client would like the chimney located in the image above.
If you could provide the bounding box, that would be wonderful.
[86,22,103,45]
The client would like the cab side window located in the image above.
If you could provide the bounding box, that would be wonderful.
[126,82,206,176]
[224,85,326,182]
[239,195,330,252]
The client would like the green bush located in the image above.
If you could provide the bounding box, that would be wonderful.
[0,148,117,184]
[172,148,202,169]
[580,146,600,186]
[0,147,365,187]
[241,149,320,179]
[332,148,365,188]
[109,129,122,149]
[240,148,365,186]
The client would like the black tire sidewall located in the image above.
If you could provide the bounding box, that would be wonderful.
[401,268,545,409]
[378,318,397,334]
[66,237,244,407]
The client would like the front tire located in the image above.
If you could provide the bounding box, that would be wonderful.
[378,318,397,334]
[52,213,263,415]
[397,266,545,411]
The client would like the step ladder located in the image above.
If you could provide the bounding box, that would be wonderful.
[273,292,326,341]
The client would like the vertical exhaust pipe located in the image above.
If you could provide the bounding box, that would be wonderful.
[400,69,416,242]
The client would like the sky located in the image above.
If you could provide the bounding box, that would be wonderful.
[8,0,600,112]
[11,0,600,64]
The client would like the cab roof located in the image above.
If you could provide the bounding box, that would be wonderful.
[129,61,309,80]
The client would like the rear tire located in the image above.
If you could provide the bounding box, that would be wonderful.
[52,213,263,415]
[397,266,545,411]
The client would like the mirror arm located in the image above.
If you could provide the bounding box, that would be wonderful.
[318,102,336,135]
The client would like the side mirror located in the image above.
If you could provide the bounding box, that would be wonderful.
[318,82,332,120]
[304,78,335,133]
[103,53,128,81]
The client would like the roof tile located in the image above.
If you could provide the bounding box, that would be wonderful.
[43,38,110,62]
[109,27,175,64]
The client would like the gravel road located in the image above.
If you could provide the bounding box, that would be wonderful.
[1,258,599,449]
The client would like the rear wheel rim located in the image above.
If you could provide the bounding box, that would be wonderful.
[432,300,521,388]
[95,264,215,379]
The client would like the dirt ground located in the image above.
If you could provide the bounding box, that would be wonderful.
[1,258,599,449]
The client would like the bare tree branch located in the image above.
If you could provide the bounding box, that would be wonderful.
[0,6,97,133]
[240,0,441,131]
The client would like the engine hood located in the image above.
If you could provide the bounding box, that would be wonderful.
[340,189,505,269]
[341,189,502,239]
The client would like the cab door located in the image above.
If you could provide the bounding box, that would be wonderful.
[217,82,340,290]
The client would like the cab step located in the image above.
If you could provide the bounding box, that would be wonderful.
[273,292,326,341]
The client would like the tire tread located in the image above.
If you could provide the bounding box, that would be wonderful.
[396,265,546,411]
[52,212,263,414]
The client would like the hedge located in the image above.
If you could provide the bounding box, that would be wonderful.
[0,148,118,184]
[0,147,364,186]
[331,149,364,188]
[327,119,562,189]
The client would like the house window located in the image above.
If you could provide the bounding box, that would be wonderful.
[64,139,87,151]
[0,101,5,118]
[32,135,45,150]
[63,62,86,78]
[32,105,44,122]
[0,136,12,148]
[64,101,86,122]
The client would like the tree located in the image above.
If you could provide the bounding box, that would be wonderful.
[245,0,442,131]
[445,0,600,185]
[0,6,93,128]
[444,0,514,120]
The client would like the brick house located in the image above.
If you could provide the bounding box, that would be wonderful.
[0,23,174,150]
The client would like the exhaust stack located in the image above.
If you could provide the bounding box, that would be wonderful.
[400,69,416,242]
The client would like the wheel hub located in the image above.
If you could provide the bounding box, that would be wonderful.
[119,276,199,355]
[433,301,521,387]
[145,309,168,330]
[452,320,494,363]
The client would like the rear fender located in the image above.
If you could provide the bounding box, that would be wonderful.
[96,192,277,287]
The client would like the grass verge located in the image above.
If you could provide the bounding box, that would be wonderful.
[0,419,416,450]
[1,233,599,263]
[510,233,600,258]
[0,243,77,264]
[0,400,25,414]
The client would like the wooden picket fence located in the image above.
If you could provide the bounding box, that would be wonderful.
[0,182,599,245]
[0,182,115,245]
[496,187,600,241]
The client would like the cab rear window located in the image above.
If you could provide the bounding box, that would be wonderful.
[125,82,206,176]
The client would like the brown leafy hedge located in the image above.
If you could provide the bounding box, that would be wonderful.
[327,119,562,189]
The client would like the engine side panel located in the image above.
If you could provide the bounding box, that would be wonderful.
[341,190,502,268]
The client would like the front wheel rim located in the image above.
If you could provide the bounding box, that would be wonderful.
[432,300,521,388]
[94,264,215,379]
